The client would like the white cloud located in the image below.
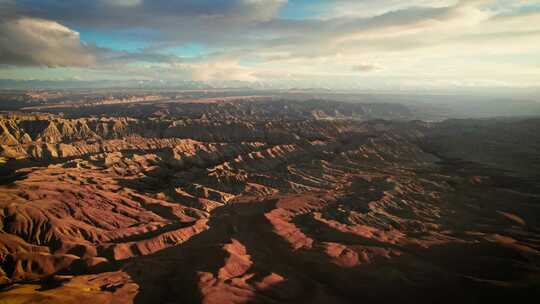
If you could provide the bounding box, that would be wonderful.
[0,17,97,67]
[353,63,384,72]
[175,60,258,82]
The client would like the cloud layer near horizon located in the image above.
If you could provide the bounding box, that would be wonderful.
[0,0,539,89]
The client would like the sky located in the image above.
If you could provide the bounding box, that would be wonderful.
[0,0,539,90]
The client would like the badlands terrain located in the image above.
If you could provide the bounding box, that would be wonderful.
[0,93,539,303]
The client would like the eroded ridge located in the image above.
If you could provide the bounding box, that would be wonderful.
[1,106,540,303]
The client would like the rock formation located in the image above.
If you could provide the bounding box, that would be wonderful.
[0,99,539,303]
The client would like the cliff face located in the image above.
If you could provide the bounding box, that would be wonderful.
[0,100,539,304]
[0,98,413,154]
[0,113,361,161]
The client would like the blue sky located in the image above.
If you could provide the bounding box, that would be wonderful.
[0,0,539,90]
[78,30,149,52]
[279,0,325,19]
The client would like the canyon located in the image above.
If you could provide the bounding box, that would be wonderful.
[0,97,539,303]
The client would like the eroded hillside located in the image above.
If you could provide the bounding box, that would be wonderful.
[0,99,539,304]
